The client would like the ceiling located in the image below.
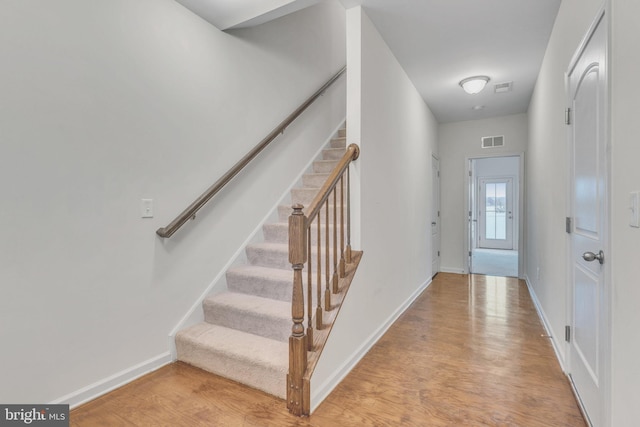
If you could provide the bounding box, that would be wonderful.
[174,0,320,30]
[341,0,561,123]
[175,0,562,123]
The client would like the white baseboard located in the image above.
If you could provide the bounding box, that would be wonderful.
[524,274,566,371]
[50,352,172,409]
[310,277,432,413]
[440,266,465,274]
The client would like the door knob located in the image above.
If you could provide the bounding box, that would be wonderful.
[432,222,437,225]
[582,250,605,265]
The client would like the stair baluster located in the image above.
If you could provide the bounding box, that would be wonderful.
[306,227,313,351]
[332,185,339,293]
[339,175,346,278]
[315,214,323,331]
[324,201,331,311]
[346,168,352,264]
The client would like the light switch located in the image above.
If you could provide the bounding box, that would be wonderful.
[630,192,639,228]
[141,199,153,218]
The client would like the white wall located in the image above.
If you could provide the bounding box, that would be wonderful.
[475,156,520,178]
[610,1,640,424]
[438,114,527,273]
[525,0,602,370]
[310,6,438,410]
[0,0,346,405]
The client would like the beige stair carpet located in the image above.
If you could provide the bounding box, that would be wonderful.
[176,129,346,399]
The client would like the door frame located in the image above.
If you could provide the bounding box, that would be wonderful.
[432,155,441,276]
[564,6,611,425]
[464,153,524,278]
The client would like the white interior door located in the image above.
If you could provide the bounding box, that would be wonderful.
[478,177,514,250]
[568,11,608,426]
[431,156,440,275]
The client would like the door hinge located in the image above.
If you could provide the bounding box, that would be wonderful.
[438,251,440,257]
[469,251,472,257]
[438,211,440,217]
[566,217,572,234]
[565,108,571,125]
[437,171,440,177]
[565,325,571,343]
[469,170,472,177]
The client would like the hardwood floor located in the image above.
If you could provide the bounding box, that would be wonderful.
[71,273,585,426]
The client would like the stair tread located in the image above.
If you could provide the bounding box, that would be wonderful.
[227,264,291,280]
[226,265,293,302]
[247,241,288,251]
[264,222,337,230]
[247,241,336,256]
[204,292,290,320]
[228,262,327,281]
[177,322,288,370]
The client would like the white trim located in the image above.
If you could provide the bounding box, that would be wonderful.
[50,352,172,409]
[439,266,466,274]
[568,374,595,427]
[465,152,525,278]
[310,277,432,413]
[524,274,566,371]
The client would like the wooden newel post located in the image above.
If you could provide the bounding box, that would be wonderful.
[288,204,308,415]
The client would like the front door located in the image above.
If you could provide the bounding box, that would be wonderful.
[567,11,608,426]
[478,177,514,250]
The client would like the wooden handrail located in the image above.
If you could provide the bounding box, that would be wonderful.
[287,143,360,416]
[305,144,360,225]
[156,66,347,238]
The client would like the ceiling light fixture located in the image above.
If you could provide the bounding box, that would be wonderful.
[459,76,490,95]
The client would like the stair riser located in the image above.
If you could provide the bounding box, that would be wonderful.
[247,246,338,271]
[313,160,339,173]
[176,337,286,399]
[338,128,346,138]
[278,205,346,222]
[302,173,330,188]
[331,137,346,148]
[322,148,345,160]
[291,187,344,206]
[226,270,327,303]
[263,223,340,245]
[203,301,290,343]
[226,271,292,302]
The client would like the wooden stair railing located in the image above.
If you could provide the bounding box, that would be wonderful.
[156,66,346,238]
[287,143,361,416]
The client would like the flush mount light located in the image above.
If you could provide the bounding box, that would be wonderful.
[459,76,490,95]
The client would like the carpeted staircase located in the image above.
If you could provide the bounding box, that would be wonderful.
[175,128,347,399]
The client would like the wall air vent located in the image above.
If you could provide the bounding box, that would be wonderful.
[481,135,504,148]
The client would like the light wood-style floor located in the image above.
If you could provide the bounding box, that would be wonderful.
[71,273,585,426]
